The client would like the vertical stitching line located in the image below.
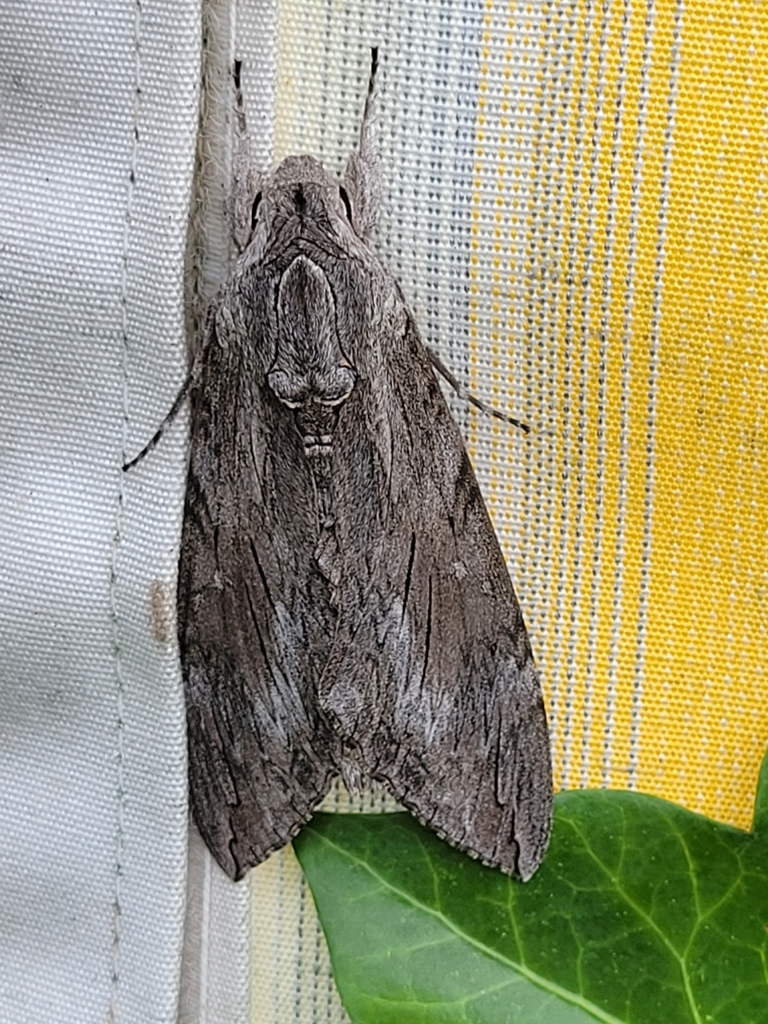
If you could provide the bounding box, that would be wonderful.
[634,0,683,788]
[524,0,554,773]
[557,0,588,793]
[581,0,612,790]
[311,875,321,1023]
[109,0,142,1018]
[295,868,306,1022]
[197,852,213,1024]
[621,0,656,789]
[600,0,633,786]
[567,0,597,791]
[272,852,281,1019]
[537,0,564,763]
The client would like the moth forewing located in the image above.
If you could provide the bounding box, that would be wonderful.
[177,49,552,882]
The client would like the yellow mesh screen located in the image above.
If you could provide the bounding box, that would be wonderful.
[271,0,767,825]
[245,3,768,1022]
[472,0,766,827]
[641,0,767,823]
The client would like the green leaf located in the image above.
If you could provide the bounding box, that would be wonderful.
[294,750,768,1024]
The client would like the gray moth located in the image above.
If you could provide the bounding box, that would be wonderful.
[168,50,552,882]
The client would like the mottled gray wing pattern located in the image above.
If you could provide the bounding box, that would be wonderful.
[179,295,339,880]
[321,312,552,881]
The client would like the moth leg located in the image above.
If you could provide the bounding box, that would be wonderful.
[122,373,192,471]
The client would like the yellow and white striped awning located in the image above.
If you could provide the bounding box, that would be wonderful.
[238,2,767,1020]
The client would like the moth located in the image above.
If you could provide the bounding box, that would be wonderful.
[152,50,552,882]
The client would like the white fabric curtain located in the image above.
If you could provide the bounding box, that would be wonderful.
[0,1,198,1021]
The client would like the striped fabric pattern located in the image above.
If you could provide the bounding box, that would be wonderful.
[184,1,767,1020]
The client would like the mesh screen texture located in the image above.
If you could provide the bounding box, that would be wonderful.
[183,1,766,1022]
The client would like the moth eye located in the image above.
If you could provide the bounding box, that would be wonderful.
[251,191,263,230]
[339,185,353,222]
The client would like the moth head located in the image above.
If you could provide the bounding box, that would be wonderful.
[243,154,365,261]
[245,51,381,251]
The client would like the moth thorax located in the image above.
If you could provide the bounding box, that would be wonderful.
[268,254,356,419]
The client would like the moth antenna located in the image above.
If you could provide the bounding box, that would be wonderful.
[359,46,379,153]
[233,59,247,138]
[427,347,530,434]
[122,374,192,471]
[342,47,382,240]
[230,59,262,253]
